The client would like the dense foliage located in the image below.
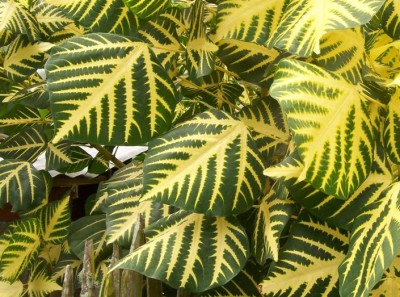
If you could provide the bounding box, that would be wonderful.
[0,0,399,296]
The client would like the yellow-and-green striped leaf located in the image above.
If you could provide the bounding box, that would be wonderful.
[370,254,400,296]
[46,33,177,145]
[312,28,365,84]
[112,210,249,292]
[339,182,400,297]
[0,159,46,212]
[31,1,73,38]
[217,39,280,88]
[238,97,289,167]
[186,0,218,79]
[0,105,44,135]
[384,88,400,164]
[45,142,91,173]
[381,0,400,40]
[260,213,348,296]
[0,0,40,45]
[252,182,297,264]
[270,59,374,199]
[141,109,264,216]
[0,280,24,297]
[265,147,393,230]
[45,0,140,35]
[123,0,170,19]
[268,0,385,56]
[137,7,183,71]
[3,35,49,82]
[37,194,70,244]
[215,0,289,44]
[27,261,62,297]
[0,126,47,162]
[200,259,262,297]
[0,218,41,281]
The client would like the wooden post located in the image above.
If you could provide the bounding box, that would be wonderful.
[80,240,96,297]
[177,288,192,297]
[110,243,121,297]
[61,265,74,297]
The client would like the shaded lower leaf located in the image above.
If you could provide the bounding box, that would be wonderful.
[112,211,250,292]
[28,260,62,297]
[0,280,24,297]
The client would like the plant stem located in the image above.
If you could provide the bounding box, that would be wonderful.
[91,144,125,169]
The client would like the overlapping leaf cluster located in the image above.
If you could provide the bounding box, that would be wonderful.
[0,0,399,296]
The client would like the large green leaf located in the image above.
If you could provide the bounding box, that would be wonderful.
[260,213,348,296]
[312,28,365,84]
[381,0,400,40]
[215,0,289,44]
[217,39,280,88]
[270,59,374,199]
[264,147,393,230]
[384,88,400,164]
[123,0,170,19]
[112,211,249,292]
[252,182,297,265]
[0,159,46,212]
[46,33,177,145]
[0,0,40,45]
[45,0,140,35]
[3,35,49,82]
[0,126,47,162]
[339,182,400,297]
[45,142,91,173]
[0,218,41,281]
[268,0,385,56]
[141,109,264,216]
[238,97,289,167]
[186,0,218,79]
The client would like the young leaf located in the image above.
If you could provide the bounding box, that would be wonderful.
[46,33,177,145]
[112,210,250,293]
[270,59,374,199]
[141,109,264,217]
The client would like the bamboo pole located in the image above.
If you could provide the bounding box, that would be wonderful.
[80,240,96,297]
[61,265,74,297]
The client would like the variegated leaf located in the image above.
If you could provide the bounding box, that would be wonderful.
[3,35,50,82]
[384,88,400,164]
[46,22,87,44]
[0,126,47,162]
[370,254,400,296]
[312,28,365,84]
[45,0,140,35]
[68,214,111,261]
[123,0,170,19]
[0,0,40,44]
[0,159,46,212]
[381,0,400,40]
[37,194,70,244]
[112,211,249,292]
[252,182,297,264]
[0,105,45,135]
[31,1,73,38]
[141,109,264,217]
[268,0,385,56]
[217,39,280,88]
[137,7,183,71]
[215,0,289,44]
[339,182,400,297]
[0,219,41,281]
[238,97,289,167]
[260,213,349,296]
[0,280,24,297]
[270,59,374,199]
[199,259,262,297]
[27,261,62,297]
[265,147,393,230]
[45,142,91,173]
[46,33,177,145]
[186,0,218,79]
